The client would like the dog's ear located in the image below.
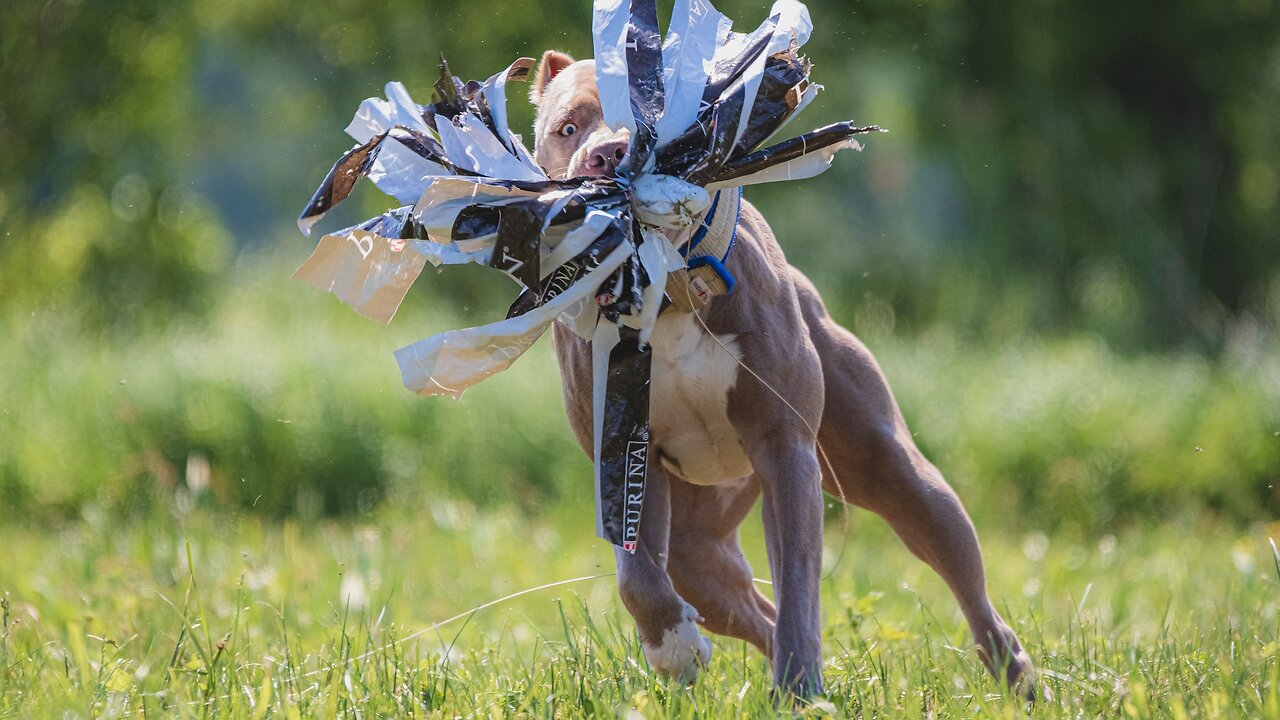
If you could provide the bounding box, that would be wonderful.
[530,50,575,106]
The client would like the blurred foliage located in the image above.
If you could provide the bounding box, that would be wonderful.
[0,0,1277,526]
[3,0,1277,343]
[0,255,585,518]
[0,255,1275,531]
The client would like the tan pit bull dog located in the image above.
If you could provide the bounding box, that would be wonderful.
[530,50,1036,699]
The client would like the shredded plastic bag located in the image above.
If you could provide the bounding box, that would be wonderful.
[296,0,880,551]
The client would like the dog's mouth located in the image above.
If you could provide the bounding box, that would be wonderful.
[580,163,625,179]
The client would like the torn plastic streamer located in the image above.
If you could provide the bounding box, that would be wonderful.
[296,0,880,552]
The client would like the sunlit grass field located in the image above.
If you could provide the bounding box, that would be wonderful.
[3,251,1279,717]
[2,495,1279,717]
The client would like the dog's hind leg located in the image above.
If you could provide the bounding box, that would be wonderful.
[821,423,1037,698]
[789,267,1038,699]
[666,477,777,655]
[615,464,713,681]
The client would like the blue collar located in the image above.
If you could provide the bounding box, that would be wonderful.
[679,188,742,294]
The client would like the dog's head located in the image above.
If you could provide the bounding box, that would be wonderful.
[530,50,631,180]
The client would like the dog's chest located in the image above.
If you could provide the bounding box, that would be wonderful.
[648,312,754,485]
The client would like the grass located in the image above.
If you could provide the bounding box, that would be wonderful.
[1,496,1278,718]
[2,250,1278,716]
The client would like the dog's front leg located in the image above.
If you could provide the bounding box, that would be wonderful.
[726,304,827,697]
[753,438,826,697]
[616,464,712,681]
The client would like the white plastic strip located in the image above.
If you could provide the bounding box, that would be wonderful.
[384,81,433,135]
[633,227,678,346]
[592,0,636,133]
[508,129,543,176]
[657,0,731,145]
[365,140,450,204]
[340,87,450,204]
[433,115,544,181]
[394,241,634,398]
[479,59,523,155]
[409,240,491,268]
[767,0,813,50]
[541,209,619,274]
[345,97,394,144]
[558,296,602,340]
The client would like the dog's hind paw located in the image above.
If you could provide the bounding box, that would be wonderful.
[643,603,713,681]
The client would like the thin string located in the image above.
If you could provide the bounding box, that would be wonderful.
[179,566,783,710]
[296,573,616,679]
[173,572,618,709]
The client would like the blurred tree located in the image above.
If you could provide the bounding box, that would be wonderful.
[825,0,1280,348]
[0,0,232,328]
[3,0,1276,345]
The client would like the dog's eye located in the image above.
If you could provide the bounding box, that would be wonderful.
[560,123,577,137]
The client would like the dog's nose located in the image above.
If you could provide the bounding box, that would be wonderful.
[583,138,628,176]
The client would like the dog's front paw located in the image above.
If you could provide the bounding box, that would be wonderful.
[643,603,713,681]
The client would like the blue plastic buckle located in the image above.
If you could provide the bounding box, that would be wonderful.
[687,255,736,294]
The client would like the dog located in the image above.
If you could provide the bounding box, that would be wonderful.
[529,50,1036,699]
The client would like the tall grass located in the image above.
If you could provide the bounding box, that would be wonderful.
[0,499,1276,717]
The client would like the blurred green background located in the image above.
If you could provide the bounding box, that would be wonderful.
[1,0,1277,533]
